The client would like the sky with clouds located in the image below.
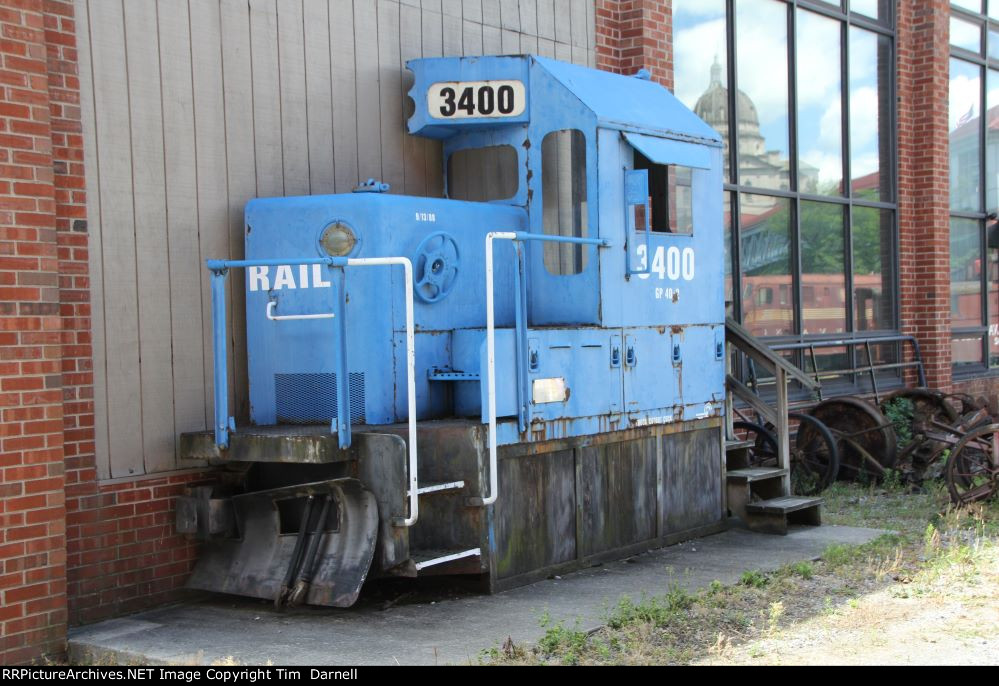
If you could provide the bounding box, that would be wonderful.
[673,0,888,192]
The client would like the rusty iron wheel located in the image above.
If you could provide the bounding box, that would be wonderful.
[733,421,778,468]
[788,413,840,495]
[880,389,958,480]
[811,396,897,482]
[945,423,999,505]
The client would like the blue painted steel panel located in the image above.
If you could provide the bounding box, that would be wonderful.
[623,132,712,169]
[532,56,722,145]
[204,53,728,451]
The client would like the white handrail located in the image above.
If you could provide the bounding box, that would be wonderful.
[482,232,518,507]
[347,257,419,527]
[266,300,335,321]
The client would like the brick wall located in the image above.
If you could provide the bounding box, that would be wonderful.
[594,0,673,89]
[0,0,67,665]
[896,0,953,392]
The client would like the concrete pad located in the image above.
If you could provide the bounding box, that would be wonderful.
[69,525,885,666]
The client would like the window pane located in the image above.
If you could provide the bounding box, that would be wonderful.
[953,336,984,368]
[674,0,731,182]
[800,201,847,334]
[852,207,895,331]
[851,0,892,21]
[951,15,983,53]
[736,0,790,190]
[950,59,982,212]
[952,0,983,13]
[991,1,999,20]
[951,217,983,328]
[796,9,842,196]
[989,29,999,60]
[849,28,892,201]
[447,145,518,201]
[988,69,999,210]
[542,129,588,275]
[740,194,792,337]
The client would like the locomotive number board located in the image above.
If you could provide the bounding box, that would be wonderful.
[428,80,526,119]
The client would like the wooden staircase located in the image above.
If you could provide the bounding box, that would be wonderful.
[724,319,823,535]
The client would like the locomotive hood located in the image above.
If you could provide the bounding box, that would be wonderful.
[406,54,722,147]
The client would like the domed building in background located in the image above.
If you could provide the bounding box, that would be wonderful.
[693,58,817,213]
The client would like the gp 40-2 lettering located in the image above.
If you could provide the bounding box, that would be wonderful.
[636,245,695,281]
[428,80,526,120]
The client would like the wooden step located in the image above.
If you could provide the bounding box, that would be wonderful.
[727,467,787,484]
[411,547,481,571]
[726,439,755,452]
[744,496,822,535]
[745,495,822,515]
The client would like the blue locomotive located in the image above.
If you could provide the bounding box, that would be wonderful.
[177,55,727,607]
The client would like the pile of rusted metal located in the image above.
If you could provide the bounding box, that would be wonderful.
[734,389,999,505]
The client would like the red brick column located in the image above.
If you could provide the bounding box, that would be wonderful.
[0,0,67,664]
[896,0,952,391]
[594,0,673,90]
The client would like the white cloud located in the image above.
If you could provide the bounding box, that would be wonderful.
[674,17,727,109]
[850,86,879,151]
[949,72,981,132]
[674,0,727,20]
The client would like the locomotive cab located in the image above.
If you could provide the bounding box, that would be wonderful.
[178,55,727,607]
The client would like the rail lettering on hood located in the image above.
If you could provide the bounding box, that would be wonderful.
[247,264,333,292]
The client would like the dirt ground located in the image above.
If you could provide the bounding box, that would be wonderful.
[698,544,999,665]
[492,482,999,666]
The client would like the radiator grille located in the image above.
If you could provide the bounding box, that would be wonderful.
[275,372,365,425]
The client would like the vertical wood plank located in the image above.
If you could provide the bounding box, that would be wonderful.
[220,0,256,417]
[422,0,443,12]
[518,0,537,38]
[499,0,519,31]
[377,0,405,192]
[278,0,311,196]
[553,0,570,46]
[353,0,382,181]
[569,0,586,47]
[87,0,143,477]
[482,24,501,53]
[462,19,483,55]
[158,0,208,454]
[462,0,482,23]
[536,0,555,41]
[75,0,111,479]
[249,0,283,198]
[555,39,571,62]
[500,28,518,53]
[304,0,334,195]
[400,2,428,197]
[443,12,462,56]
[520,32,538,56]
[482,0,501,27]
[442,0,462,16]
[191,0,233,430]
[538,37,555,58]
[421,8,445,196]
[331,0,359,192]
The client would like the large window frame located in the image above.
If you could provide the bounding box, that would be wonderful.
[675,0,898,349]
[949,1,999,377]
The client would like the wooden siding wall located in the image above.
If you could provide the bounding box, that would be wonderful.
[77,0,596,479]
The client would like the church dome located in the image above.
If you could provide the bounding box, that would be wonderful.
[693,58,761,133]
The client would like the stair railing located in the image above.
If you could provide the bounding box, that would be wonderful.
[724,317,820,494]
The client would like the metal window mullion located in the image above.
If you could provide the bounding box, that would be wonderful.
[841,16,855,334]
[788,3,803,336]
[727,0,739,187]
[730,191,743,322]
